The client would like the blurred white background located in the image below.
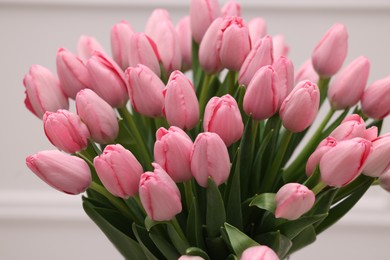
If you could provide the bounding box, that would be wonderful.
[1,0,390,259]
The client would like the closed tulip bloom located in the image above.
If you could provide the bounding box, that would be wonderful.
[94,144,143,198]
[176,16,192,71]
[279,80,320,132]
[275,183,315,220]
[139,163,182,221]
[273,56,294,108]
[23,64,69,119]
[86,52,128,108]
[190,0,220,43]
[379,170,390,192]
[43,110,90,154]
[238,35,273,87]
[190,132,230,187]
[329,114,366,141]
[241,245,279,260]
[154,127,193,182]
[328,56,370,110]
[247,17,267,47]
[221,0,241,17]
[272,34,289,59]
[361,76,390,120]
[110,20,135,70]
[363,126,378,142]
[363,133,390,177]
[26,150,91,195]
[306,137,337,176]
[56,48,91,99]
[125,64,164,117]
[203,94,244,146]
[76,89,119,144]
[312,23,348,77]
[320,137,372,187]
[295,59,319,85]
[243,65,279,120]
[77,35,106,63]
[163,71,199,130]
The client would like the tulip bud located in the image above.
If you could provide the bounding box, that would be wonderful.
[190,132,230,187]
[86,52,128,108]
[320,137,372,187]
[306,137,337,176]
[23,64,69,119]
[26,150,91,194]
[329,114,366,141]
[77,35,106,63]
[238,35,273,87]
[76,89,119,144]
[203,94,244,146]
[361,76,390,120]
[176,16,192,71]
[295,59,319,85]
[163,71,199,130]
[139,163,182,221]
[275,183,315,220]
[190,0,220,43]
[243,66,279,120]
[154,127,193,182]
[43,110,90,154]
[110,20,135,70]
[272,34,289,59]
[241,245,279,260]
[311,23,348,77]
[279,80,320,132]
[328,56,370,110]
[221,0,241,17]
[247,17,267,47]
[94,144,143,198]
[56,48,91,99]
[363,133,390,177]
[178,256,205,260]
[273,56,294,108]
[379,170,390,192]
[125,64,164,117]
[363,126,378,142]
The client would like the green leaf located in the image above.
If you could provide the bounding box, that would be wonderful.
[223,223,259,257]
[205,236,230,260]
[167,222,190,254]
[276,214,328,240]
[186,196,206,250]
[206,178,226,238]
[256,231,292,259]
[149,229,180,260]
[185,247,211,260]
[287,225,317,255]
[249,193,276,214]
[307,188,337,228]
[132,223,160,260]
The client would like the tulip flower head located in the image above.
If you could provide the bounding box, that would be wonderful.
[363,133,390,177]
[361,76,390,120]
[273,56,294,108]
[77,35,106,63]
[306,137,337,177]
[295,59,319,85]
[176,16,193,71]
[247,17,267,47]
[241,245,279,260]
[329,114,366,141]
[110,20,135,70]
[190,0,220,43]
[221,0,241,17]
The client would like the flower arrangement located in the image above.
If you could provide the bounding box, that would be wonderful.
[23,0,390,259]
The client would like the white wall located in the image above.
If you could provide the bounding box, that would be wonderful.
[1,0,390,259]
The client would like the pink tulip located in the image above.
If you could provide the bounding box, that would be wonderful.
[272,34,289,59]
[320,137,372,187]
[190,132,230,187]
[247,17,267,47]
[76,89,119,144]
[295,59,319,85]
[125,64,164,117]
[273,56,294,108]
[221,0,241,17]
[361,76,390,120]
[279,80,320,132]
[241,245,279,260]
[312,23,348,77]
[363,133,390,177]
[379,170,390,192]
[329,114,366,141]
[163,71,199,130]
[43,110,90,154]
[363,126,378,142]
[128,33,161,77]
[306,137,337,176]
[26,150,91,195]
[203,94,244,146]
[190,0,220,43]
[243,65,279,120]
[328,56,370,110]
[275,183,315,220]
[238,35,273,87]
[56,48,91,99]
[94,144,143,198]
[176,16,192,71]
[139,163,182,221]
[23,64,69,119]
[178,256,205,260]
[145,9,181,75]
[154,127,193,182]
[110,20,135,70]
[77,35,106,63]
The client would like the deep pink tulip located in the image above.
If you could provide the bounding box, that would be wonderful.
[26,150,91,195]
[275,183,315,220]
[273,56,294,108]
[176,16,192,71]
[243,65,279,120]
[279,80,320,132]
[295,59,319,85]
[320,137,372,187]
[312,23,348,77]
[110,20,135,70]
[272,34,289,59]
[77,35,106,63]
[241,245,279,260]
[329,114,366,141]
[328,56,370,110]
[361,76,390,120]
[203,94,244,146]
[363,133,390,177]
[139,163,182,221]
[76,89,119,144]
[125,64,165,117]
[190,132,231,187]
[190,0,220,43]
[238,35,273,87]
[23,64,69,119]
[306,137,337,176]
[43,110,90,154]
[94,144,143,198]
[379,170,390,192]
[163,71,199,130]
[221,0,241,17]
[154,127,194,182]
[247,17,267,47]
[56,48,91,99]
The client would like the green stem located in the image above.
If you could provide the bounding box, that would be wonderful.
[312,181,327,195]
[171,217,188,244]
[184,180,194,212]
[198,74,213,116]
[318,77,331,105]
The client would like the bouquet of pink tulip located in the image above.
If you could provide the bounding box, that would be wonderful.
[23,0,390,259]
